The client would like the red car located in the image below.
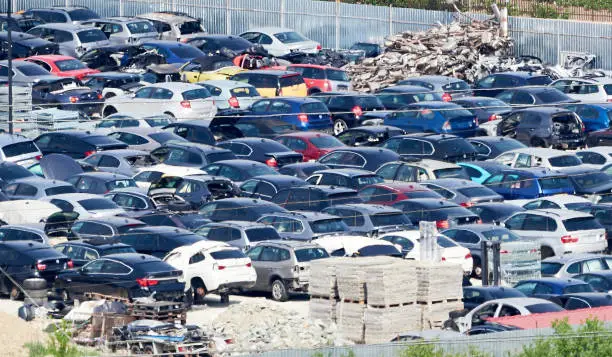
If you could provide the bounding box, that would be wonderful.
[285,64,351,94]
[358,182,443,205]
[275,132,345,161]
[23,55,99,80]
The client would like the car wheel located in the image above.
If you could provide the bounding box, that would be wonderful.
[192,280,207,305]
[220,293,230,305]
[333,119,348,135]
[270,279,288,302]
[9,285,22,301]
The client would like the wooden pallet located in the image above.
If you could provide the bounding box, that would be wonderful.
[368,301,416,309]
[416,297,462,305]
[310,294,336,301]
[341,298,365,304]
[83,292,129,303]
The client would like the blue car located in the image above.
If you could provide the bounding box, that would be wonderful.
[383,101,479,137]
[514,278,593,298]
[566,103,612,132]
[142,40,205,64]
[241,97,333,131]
[458,161,509,184]
[473,71,553,97]
[482,167,575,200]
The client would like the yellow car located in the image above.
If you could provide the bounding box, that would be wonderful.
[229,70,308,98]
[180,55,245,83]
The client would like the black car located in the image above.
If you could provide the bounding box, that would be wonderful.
[495,87,577,108]
[240,174,308,201]
[163,120,216,146]
[473,71,553,97]
[271,185,363,212]
[81,72,143,99]
[117,226,203,259]
[0,241,70,299]
[150,141,236,169]
[310,92,385,134]
[66,172,136,194]
[278,162,330,179]
[68,216,146,240]
[335,125,405,147]
[392,198,480,228]
[554,168,612,199]
[54,239,136,267]
[556,293,612,310]
[496,107,586,149]
[202,159,278,184]
[199,198,288,222]
[468,202,525,225]
[185,35,253,55]
[0,161,36,189]
[78,44,157,72]
[0,32,58,60]
[381,133,478,162]
[217,138,302,167]
[34,131,128,159]
[317,147,399,171]
[147,174,238,208]
[452,96,513,124]
[375,85,443,110]
[463,286,526,311]
[129,210,211,231]
[579,204,612,253]
[466,136,527,160]
[212,117,298,141]
[55,253,185,301]
[31,77,103,116]
[305,168,383,190]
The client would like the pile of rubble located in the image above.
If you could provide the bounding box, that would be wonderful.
[211,300,345,353]
[346,19,514,91]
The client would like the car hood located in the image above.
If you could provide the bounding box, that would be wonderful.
[40,154,84,181]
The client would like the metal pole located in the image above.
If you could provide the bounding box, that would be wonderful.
[335,0,340,50]
[481,241,489,286]
[389,5,392,37]
[226,0,231,35]
[280,0,285,29]
[7,0,13,135]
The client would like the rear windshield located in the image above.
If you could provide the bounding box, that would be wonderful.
[246,227,280,242]
[280,75,304,88]
[135,261,175,273]
[78,198,119,210]
[77,29,108,43]
[370,213,412,227]
[563,217,603,231]
[548,155,581,167]
[0,164,33,180]
[127,21,155,34]
[326,69,349,82]
[328,192,363,205]
[274,31,307,44]
[106,179,137,191]
[404,190,443,199]
[103,246,136,255]
[182,88,211,100]
[231,87,259,97]
[437,138,476,153]
[488,139,526,152]
[55,59,86,71]
[45,185,76,196]
[433,207,473,219]
[86,135,122,146]
[149,132,182,144]
[437,235,458,248]
[301,102,328,114]
[179,21,203,35]
[144,118,172,127]
[310,136,344,149]
[571,172,610,189]
[525,303,564,314]
[564,284,593,294]
[526,76,553,85]
[462,98,509,109]
[536,89,569,103]
[440,108,474,120]
[481,229,521,242]
[68,9,99,21]
[356,175,384,187]
[18,64,50,76]
[26,247,65,260]
[170,45,204,58]
[457,186,496,198]
[311,218,348,234]
[356,96,384,109]
[295,247,329,262]
[2,141,38,158]
[442,81,470,91]
[433,168,468,179]
[205,152,236,163]
[565,202,592,211]
[210,249,247,260]
[541,262,563,275]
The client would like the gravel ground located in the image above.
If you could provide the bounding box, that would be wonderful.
[0,308,47,357]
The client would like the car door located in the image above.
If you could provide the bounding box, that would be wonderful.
[71,259,108,296]
[99,259,133,296]
[514,213,559,250]
[123,87,153,113]
[246,245,266,290]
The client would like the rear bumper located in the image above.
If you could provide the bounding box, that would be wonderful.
[288,279,309,293]
[217,280,256,292]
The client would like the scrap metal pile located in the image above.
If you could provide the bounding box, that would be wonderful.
[346,19,514,91]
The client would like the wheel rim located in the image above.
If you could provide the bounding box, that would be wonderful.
[272,282,282,300]
[334,120,347,135]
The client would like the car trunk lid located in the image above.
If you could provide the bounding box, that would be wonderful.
[265,152,303,167]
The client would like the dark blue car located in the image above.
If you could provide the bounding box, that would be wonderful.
[142,41,205,64]
[482,167,575,200]
[473,71,553,97]
[32,77,103,116]
[566,103,612,132]
[242,97,333,131]
[514,277,593,298]
[383,102,479,137]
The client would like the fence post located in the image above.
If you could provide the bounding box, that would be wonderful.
[280,0,286,29]
[226,0,232,35]
[119,0,123,17]
[556,20,561,66]
[335,0,340,50]
[389,5,392,37]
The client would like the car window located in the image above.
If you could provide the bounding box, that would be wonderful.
[134,87,153,98]
[522,214,557,231]
[583,259,606,273]
[514,281,537,295]
[533,283,553,295]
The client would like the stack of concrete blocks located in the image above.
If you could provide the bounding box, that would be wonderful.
[309,258,338,325]
[416,262,464,329]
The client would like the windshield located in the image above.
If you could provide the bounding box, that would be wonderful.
[245,227,280,242]
[525,303,564,314]
[182,88,211,100]
[310,136,344,149]
[77,29,108,43]
[370,213,412,227]
[127,21,155,34]
[541,262,563,275]
[295,248,329,262]
[55,59,86,71]
[311,219,348,234]
[538,176,572,190]
[563,217,603,231]
[170,45,204,58]
[149,132,182,144]
[301,102,328,114]
[434,168,468,179]
[457,186,497,198]
[210,249,247,260]
[78,198,119,210]
[571,172,610,189]
[274,31,307,43]
[481,229,521,242]
[231,86,259,97]
[0,164,33,180]
[437,235,458,248]
[548,155,581,167]
[18,64,50,76]
[45,186,76,196]
[2,141,38,158]
[179,21,204,35]
[106,179,137,191]
[326,69,349,81]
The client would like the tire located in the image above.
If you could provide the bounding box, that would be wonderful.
[9,285,22,301]
[23,278,47,290]
[333,119,348,135]
[24,289,48,299]
[103,106,117,117]
[270,279,288,302]
[192,279,207,305]
[541,246,555,260]
[220,293,230,305]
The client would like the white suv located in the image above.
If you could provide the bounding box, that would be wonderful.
[164,240,257,304]
[550,77,612,103]
[503,209,606,259]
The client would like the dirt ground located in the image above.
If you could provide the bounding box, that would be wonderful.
[0,310,47,357]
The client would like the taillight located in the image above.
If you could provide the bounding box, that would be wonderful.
[228,96,240,108]
[323,80,331,91]
[179,38,188,43]
[217,265,226,270]
[180,100,191,108]
[465,253,472,259]
[266,157,278,167]
[277,88,283,96]
[36,263,46,271]
[561,235,579,244]
[608,99,612,102]
[97,93,103,100]
[436,220,449,229]
[441,257,447,262]
[35,155,42,161]
[442,92,452,102]
[246,263,252,268]
[69,96,79,103]
[298,113,309,125]
[136,278,159,287]
[489,114,501,122]
[84,150,95,157]
[225,339,234,344]
[460,202,474,208]
[442,120,451,131]
[316,44,322,50]
[500,250,509,254]
[66,260,74,269]
[352,106,363,118]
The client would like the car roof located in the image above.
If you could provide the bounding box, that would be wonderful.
[214,159,270,168]
[454,96,506,103]
[137,12,197,22]
[85,72,140,79]
[368,182,431,191]
[33,23,98,31]
[29,6,88,11]
[79,216,144,226]
[468,136,518,144]
[201,79,254,89]
[327,203,402,214]
[380,85,433,93]
[399,198,460,208]
[104,17,150,23]
[422,178,480,188]
[520,277,588,286]
[495,71,549,78]
[446,224,504,233]
[402,133,461,141]
[254,239,320,249]
[515,106,572,114]
[277,131,334,139]
[554,76,612,84]
[579,146,612,155]
[404,75,466,84]
[542,253,608,264]
[164,141,227,152]
[13,176,72,189]
[145,82,204,91]
[525,208,592,219]
[208,197,275,205]
[506,147,574,158]
[249,174,305,185]
[0,241,51,250]
[485,297,555,305]
[45,193,103,201]
[25,54,75,62]
[267,97,324,104]
[128,225,194,235]
[397,159,460,170]
[73,172,131,180]
[269,211,340,221]
[0,224,46,234]
[409,101,463,109]
[289,185,357,195]
[0,134,31,146]
[348,125,403,133]
[531,194,591,204]
[93,149,149,157]
[314,168,374,177]
[244,27,296,34]
[62,239,132,249]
